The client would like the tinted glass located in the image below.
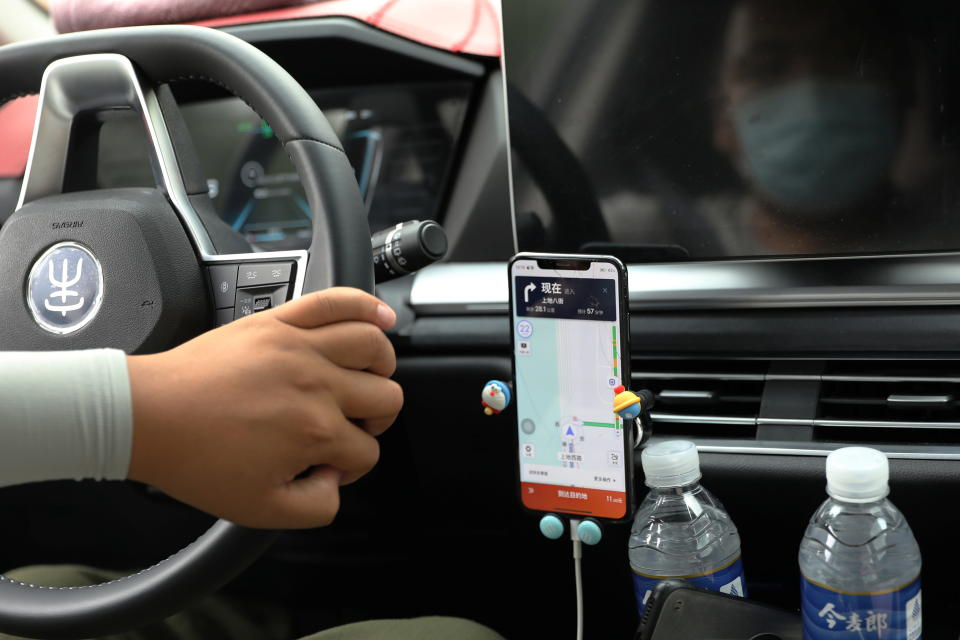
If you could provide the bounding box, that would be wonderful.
[503,0,960,261]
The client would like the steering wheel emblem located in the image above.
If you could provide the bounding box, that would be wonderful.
[26,242,104,335]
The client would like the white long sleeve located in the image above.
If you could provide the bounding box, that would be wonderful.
[0,349,132,486]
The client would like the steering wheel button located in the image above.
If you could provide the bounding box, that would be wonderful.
[235,289,256,320]
[208,264,239,309]
[237,262,292,287]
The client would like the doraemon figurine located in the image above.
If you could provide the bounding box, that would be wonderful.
[613,385,656,448]
[481,380,512,415]
[612,384,644,421]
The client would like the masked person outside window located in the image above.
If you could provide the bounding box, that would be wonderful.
[706,0,931,256]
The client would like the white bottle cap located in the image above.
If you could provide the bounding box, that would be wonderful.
[641,440,701,488]
[826,447,890,503]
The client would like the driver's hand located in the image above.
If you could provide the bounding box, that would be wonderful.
[125,287,402,529]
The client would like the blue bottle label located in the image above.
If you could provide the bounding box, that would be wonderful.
[801,575,922,640]
[632,556,747,616]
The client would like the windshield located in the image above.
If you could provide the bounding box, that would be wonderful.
[503,0,960,262]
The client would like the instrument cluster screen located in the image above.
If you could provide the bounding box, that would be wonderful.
[98,83,471,250]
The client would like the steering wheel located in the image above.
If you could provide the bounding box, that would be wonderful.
[0,25,372,639]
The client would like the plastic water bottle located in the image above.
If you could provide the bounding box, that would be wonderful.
[799,447,922,639]
[628,440,747,615]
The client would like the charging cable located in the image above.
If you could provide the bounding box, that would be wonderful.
[539,515,601,640]
[570,518,584,640]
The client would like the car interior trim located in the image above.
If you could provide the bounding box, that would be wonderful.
[755,417,815,426]
[409,262,509,314]
[16,53,218,258]
[650,413,758,426]
[692,441,960,461]
[636,371,960,384]
[409,256,960,314]
[194,2,502,57]
[440,71,515,262]
[812,418,960,430]
[886,394,953,404]
[634,370,767,381]
[222,17,487,77]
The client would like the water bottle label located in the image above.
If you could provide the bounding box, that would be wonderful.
[801,575,921,640]
[632,556,746,615]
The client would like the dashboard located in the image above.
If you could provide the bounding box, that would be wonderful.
[97,82,472,251]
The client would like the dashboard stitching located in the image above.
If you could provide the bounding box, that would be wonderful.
[159,74,347,155]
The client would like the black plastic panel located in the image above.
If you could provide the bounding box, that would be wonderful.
[442,72,515,262]
[168,18,488,106]
[404,316,510,352]
[631,307,960,359]
[225,18,486,79]
[395,302,960,358]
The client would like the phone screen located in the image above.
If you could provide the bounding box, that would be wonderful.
[511,256,630,520]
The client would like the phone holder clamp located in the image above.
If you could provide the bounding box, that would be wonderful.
[539,514,603,545]
[613,386,655,448]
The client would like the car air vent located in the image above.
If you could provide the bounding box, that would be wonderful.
[816,361,960,446]
[631,359,765,440]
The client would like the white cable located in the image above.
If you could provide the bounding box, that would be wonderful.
[570,519,584,640]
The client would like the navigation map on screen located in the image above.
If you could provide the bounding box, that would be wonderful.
[512,259,628,519]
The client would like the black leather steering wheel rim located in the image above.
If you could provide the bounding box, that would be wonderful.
[0,25,372,639]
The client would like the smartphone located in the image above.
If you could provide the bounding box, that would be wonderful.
[636,580,801,640]
[509,253,634,522]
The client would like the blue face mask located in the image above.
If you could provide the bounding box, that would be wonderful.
[732,80,898,216]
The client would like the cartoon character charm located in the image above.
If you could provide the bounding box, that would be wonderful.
[613,385,644,421]
[613,385,655,447]
[481,380,512,415]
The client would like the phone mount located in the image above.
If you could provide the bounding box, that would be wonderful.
[521,384,658,640]
[480,378,656,542]
[613,386,655,449]
[480,379,655,446]
[536,386,656,543]
[539,514,603,545]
